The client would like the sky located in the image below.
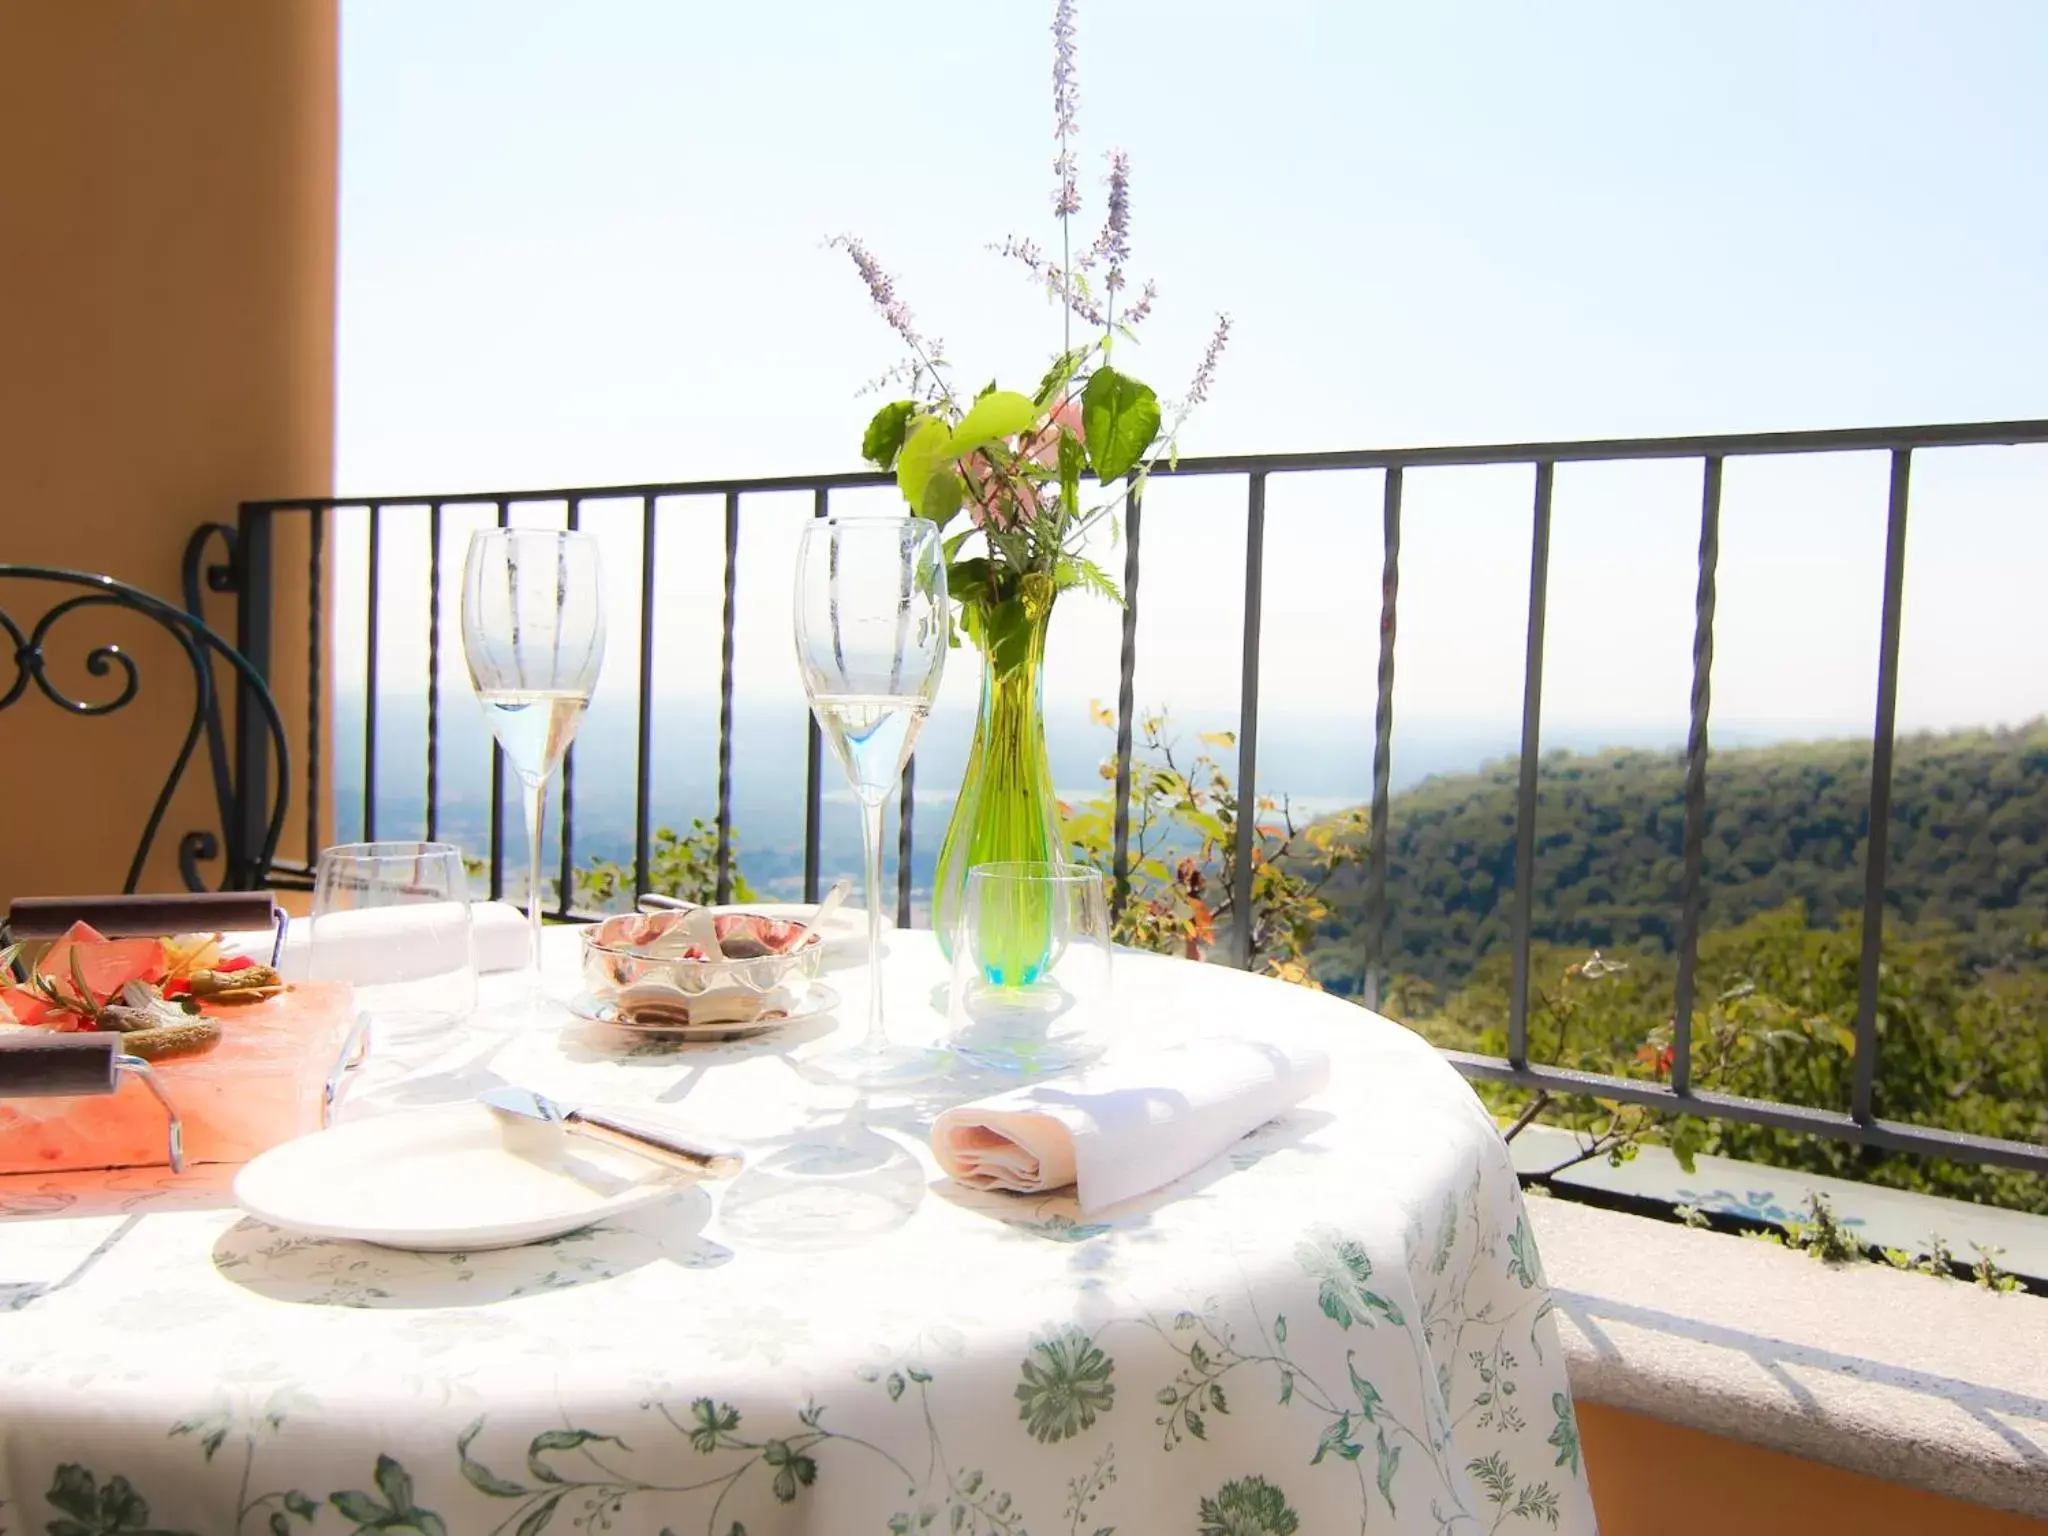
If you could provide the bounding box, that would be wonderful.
[334,0,2048,791]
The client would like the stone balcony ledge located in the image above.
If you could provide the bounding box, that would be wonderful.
[1528,1196,2048,1518]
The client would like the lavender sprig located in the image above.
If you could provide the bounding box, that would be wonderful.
[1088,149,1131,292]
[1181,313,1232,411]
[829,234,953,405]
[1121,279,1158,328]
[993,235,1107,328]
[1052,0,1081,217]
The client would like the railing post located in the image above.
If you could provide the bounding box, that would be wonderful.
[897,753,916,928]
[634,495,658,902]
[1111,479,1144,923]
[487,500,510,902]
[1853,448,1913,1126]
[1507,462,1555,1070]
[425,503,444,845]
[362,504,383,846]
[715,489,740,904]
[556,498,583,917]
[803,490,828,903]
[1231,472,1268,969]
[1365,467,1402,1011]
[304,505,325,874]
[1670,457,1722,1097]
[232,504,275,889]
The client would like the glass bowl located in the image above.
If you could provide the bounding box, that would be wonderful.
[579,909,824,1029]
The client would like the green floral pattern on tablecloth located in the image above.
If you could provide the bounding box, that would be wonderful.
[0,940,1595,1535]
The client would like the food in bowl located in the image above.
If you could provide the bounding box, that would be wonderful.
[579,909,822,1029]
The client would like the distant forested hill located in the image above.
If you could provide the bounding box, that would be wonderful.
[1314,722,2048,991]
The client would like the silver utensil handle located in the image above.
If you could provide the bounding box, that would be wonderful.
[562,1109,744,1179]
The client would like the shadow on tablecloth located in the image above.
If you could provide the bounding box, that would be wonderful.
[206,1184,723,1308]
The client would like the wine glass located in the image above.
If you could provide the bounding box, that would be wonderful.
[309,840,476,1047]
[793,515,949,1086]
[461,528,607,999]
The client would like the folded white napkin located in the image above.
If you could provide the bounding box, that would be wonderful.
[225,901,533,978]
[931,1037,1330,1212]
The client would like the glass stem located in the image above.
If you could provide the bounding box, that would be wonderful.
[860,793,889,1048]
[523,773,547,980]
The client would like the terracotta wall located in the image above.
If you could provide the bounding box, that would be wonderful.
[1581,1402,2048,1534]
[0,0,336,896]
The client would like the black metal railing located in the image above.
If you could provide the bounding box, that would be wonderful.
[217,417,2048,1177]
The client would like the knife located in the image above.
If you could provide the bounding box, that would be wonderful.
[481,1086,744,1179]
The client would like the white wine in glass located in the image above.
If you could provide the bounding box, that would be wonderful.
[462,528,607,996]
[793,516,948,1087]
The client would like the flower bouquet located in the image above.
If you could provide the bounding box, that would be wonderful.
[833,0,1228,950]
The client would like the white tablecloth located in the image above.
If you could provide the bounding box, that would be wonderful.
[0,929,1595,1535]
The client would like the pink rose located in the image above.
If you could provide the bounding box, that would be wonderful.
[965,401,1085,530]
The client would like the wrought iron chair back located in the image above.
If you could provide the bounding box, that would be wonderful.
[0,564,289,890]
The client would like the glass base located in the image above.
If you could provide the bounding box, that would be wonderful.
[472,973,572,1031]
[799,1038,951,1089]
[716,1126,926,1250]
[955,1035,1104,1077]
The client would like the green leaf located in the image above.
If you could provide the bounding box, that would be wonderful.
[1208,1383,1229,1414]
[1363,1291,1407,1327]
[1055,555,1122,606]
[1081,366,1161,481]
[457,1419,529,1498]
[284,1491,320,1521]
[919,466,964,523]
[372,1456,413,1517]
[513,1492,567,1536]
[949,390,1038,457]
[896,416,954,510]
[1058,419,1086,514]
[1348,1357,1383,1419]
[99,1473,152,1529]
[761,1442,817,1504]
[862,400,918,470]
[1274,1315,1287,1343]
[1376,1428,1402,1512]
[886,1371,906,1402]
[1279,1370,1295,1405]
[527,1429,624,1486]
[1311,1414,1352,1466]
[329,1491,393,1525]
[1034,348,1087,407]
[1185,1409,1206,1440]
[270,1512,293,1536]
[1317,1280,1355,1328]
[47,1463,98,1520]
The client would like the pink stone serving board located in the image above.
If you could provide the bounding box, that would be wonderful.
[0,981,353,1174]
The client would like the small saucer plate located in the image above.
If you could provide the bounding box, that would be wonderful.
[233,1102,690,1251]
[567,983,841,1042]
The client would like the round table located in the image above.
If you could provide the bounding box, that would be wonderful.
[0,929,1594,1536]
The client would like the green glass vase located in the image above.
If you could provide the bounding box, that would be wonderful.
[933,598,1064,970]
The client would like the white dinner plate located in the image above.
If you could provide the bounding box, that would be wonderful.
[234,1103,690,1251]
